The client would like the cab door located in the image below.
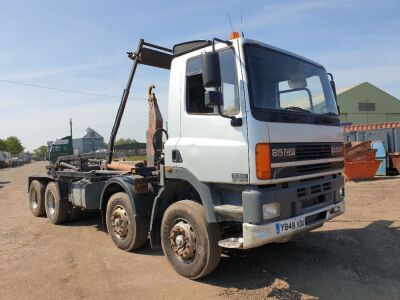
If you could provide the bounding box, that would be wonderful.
[176,47,249,184]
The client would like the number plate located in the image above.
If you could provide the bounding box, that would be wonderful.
[275,218,305,234]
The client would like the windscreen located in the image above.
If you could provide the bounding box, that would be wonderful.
[245,45,338,116]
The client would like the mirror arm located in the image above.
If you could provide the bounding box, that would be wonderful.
[327,73,338,102]
[211,38,232,51]
[327,72,339,114]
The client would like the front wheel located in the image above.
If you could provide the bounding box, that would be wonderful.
[161,200,221,279]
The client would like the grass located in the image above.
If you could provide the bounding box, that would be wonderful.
[120,155,146,162]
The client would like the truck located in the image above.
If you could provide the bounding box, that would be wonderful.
[47,136,74,163]
[1,151,12,168]
[28,33,345,279]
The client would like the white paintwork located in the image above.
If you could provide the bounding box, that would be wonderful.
[164,37,343,185]
[164,58,182,167]
[170,41,249,183]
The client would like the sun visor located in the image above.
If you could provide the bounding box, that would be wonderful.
[139,47,172,70]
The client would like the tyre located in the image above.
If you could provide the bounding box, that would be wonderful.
[105,192,148,251]
[161,200,221,279]
[28,180,46,217]
[44,182,70,224]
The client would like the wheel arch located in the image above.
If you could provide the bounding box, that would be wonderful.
[164,168,217,222]
[100,176,154,229]
[28,174,53,192]
[149,173,217,248]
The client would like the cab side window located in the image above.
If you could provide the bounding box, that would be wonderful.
[186,58,213,114]
[186,48,239,115]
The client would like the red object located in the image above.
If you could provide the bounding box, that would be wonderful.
[346,149,377,162]
[106,162,134,172]
[345,141,372,158]
[343,121,400,132]
[389,153,400,173]
[344,161,381,181]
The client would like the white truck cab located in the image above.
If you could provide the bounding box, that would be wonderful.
[164,36,345,249]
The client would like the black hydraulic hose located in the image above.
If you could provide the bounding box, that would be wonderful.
[152,128,169,160]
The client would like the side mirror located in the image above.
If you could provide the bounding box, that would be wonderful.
[201,51,221,88]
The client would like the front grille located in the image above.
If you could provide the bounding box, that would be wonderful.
[296,181,332,199]
[295,144,332,160]
[302,195,326,208]
[297,163,332,174]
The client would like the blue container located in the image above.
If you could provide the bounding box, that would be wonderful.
[371,141,387,176]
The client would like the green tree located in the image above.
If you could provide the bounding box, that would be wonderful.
[33,145,48,159]
[0,139,6,151]
[4,136,24,155]
[115,138,138,146]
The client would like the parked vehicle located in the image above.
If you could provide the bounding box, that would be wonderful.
[18,152,31,165]
[0,152,5,168]
[11,156,20,167]
[0,151,12,168]
[28,34,345,278]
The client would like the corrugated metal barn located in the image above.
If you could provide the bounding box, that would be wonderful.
[338,82,400,125]
[72,128,105,154]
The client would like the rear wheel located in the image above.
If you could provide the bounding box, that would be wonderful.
[105,192,148,251]
[44,182,70,224]
[161,200,221,279]
[28,180,46,217]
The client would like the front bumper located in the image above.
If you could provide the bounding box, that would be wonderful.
[218,201,344,249]
[242,201,344,249]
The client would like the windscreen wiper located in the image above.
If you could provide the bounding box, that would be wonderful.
[322,112,338,117]
[284,106,311,113]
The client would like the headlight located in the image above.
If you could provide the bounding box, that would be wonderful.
[263,202,280,220]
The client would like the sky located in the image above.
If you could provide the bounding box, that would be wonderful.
[0,0,399,151]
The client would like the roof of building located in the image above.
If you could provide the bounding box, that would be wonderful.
[336,82,400,114]
[82,128,103,139]
[337,82,399,100]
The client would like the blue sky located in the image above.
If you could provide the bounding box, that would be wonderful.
[0,0,399,151]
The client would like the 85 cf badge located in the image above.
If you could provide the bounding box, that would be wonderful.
[271,148,296,158]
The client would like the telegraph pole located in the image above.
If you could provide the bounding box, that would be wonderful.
[69,118,73,138]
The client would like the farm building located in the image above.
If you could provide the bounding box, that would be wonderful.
[338,82,400,125]
[72,128,105,154]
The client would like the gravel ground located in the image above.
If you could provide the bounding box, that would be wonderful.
[0,162,399,299]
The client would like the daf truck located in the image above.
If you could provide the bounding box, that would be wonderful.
[28,33,345,279]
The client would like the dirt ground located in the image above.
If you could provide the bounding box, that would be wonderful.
[0,162,399,300]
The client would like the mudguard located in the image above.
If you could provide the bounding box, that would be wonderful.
[100,175,154,217]
[28,173,54,191]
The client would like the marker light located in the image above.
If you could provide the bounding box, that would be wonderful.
[256,143,271,180]
[229,31,240,39]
